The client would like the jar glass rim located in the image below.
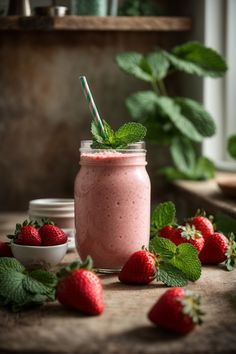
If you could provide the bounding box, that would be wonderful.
[80,140,146,153]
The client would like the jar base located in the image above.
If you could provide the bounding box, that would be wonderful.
[95,267,121,274]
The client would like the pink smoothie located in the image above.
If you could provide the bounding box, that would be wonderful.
[74,149,151,270]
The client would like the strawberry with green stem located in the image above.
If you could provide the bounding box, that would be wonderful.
[56,257,104,315]
[148,288,204,335]
[189,210,214,239]
[161,224,205,254]
[8,220,42,246]
[39,222,67,246]
[199,232,236,270]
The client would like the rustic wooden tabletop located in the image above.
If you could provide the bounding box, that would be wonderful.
[0,213,236,354]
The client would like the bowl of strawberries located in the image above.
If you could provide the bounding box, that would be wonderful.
[9,220,68,269]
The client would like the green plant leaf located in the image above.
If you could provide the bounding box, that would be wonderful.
[116,52,153,82]
[91,121,104,144]
[0,257,25,272]
[115,122,147,145]
[164,41,228,77]
[146,50,170,81]
[175,98,216,137]
[170,243,201,282]
[30,270,58,288]
[159,166,189,181]
[194,157,215,180]
[126,91,160,123]
[170,137,196,175]
[0,269,27,305]
[227,135,236,159]
[149,236,176,259]
[157,262,188,287]
[155,96,204,142]
[151,202,176,236]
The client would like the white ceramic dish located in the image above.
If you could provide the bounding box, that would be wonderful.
[11,242,68,269]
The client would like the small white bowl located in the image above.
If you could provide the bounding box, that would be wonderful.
[11,242,68,269]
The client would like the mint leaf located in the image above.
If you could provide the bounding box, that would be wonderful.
[155,96,203,143]
[170,243,201,281]
[0,257,25,272]
[151,201,176,237]
[91,121,104,144]
[228,135,236,159]
[157,262,188,287]
[175,98,216,138]
[194,157,215,180]
[116,52,153,82]
[30,269,58,288]
[0,269,27,305]
[126,91,159,123]
[165,41,228,77]
[170,137,196,176]
[150,237,176,260]
[115,122,147,146]
[146,51,170,81]
[91,120,147,150]
[0,258,57,311]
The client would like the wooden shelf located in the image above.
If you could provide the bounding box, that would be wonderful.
[0,16,192,32]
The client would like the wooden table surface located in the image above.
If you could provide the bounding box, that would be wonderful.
[1,213,236,354]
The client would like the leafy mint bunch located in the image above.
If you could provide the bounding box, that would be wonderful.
[150,237,201,287]
[116,41,228,180]
[91,120,147,149]
[0,258,57,312]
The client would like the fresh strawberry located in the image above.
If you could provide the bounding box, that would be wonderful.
[0,241,13,257]
[190,215,214,240]
[160,224,204,254]
[118,250,156,285]
[56,257,104,315]
[199,232,228,264]
[159,225,175,239]
[148,288,203,335]
[39,223,67,246]
[8,221,42,246]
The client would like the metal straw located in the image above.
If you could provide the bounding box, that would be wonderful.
[79,76,106,139]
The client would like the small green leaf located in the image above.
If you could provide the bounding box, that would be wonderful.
[170,137,196,175]
[151,201,176,234]
[154,96,203,142]
[227,135,236,159]
[150,237,176,259]
[0,269,27,305]
[157,262,188,287]
[170,243,201,282]
[91,121,104,144]
[146,50,170,81]
[175,98,216,137]
[194,157,215,180]
[115,122,147,145]
[30,270,58,288]
[165,41,228,77]
[126,91,160,123]
[0,257,25,272]
[116,52,153,82]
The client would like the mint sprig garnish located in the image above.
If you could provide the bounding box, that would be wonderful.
[150,201,176,238]
[150,237,201,287]
[91,120,147,149]
[0,257,57,312]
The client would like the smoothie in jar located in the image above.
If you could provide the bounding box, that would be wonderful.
[74,141,151,271]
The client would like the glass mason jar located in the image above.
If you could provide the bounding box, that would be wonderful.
[74,140,151,272]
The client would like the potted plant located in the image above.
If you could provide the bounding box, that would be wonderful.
[116,42,227,180]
